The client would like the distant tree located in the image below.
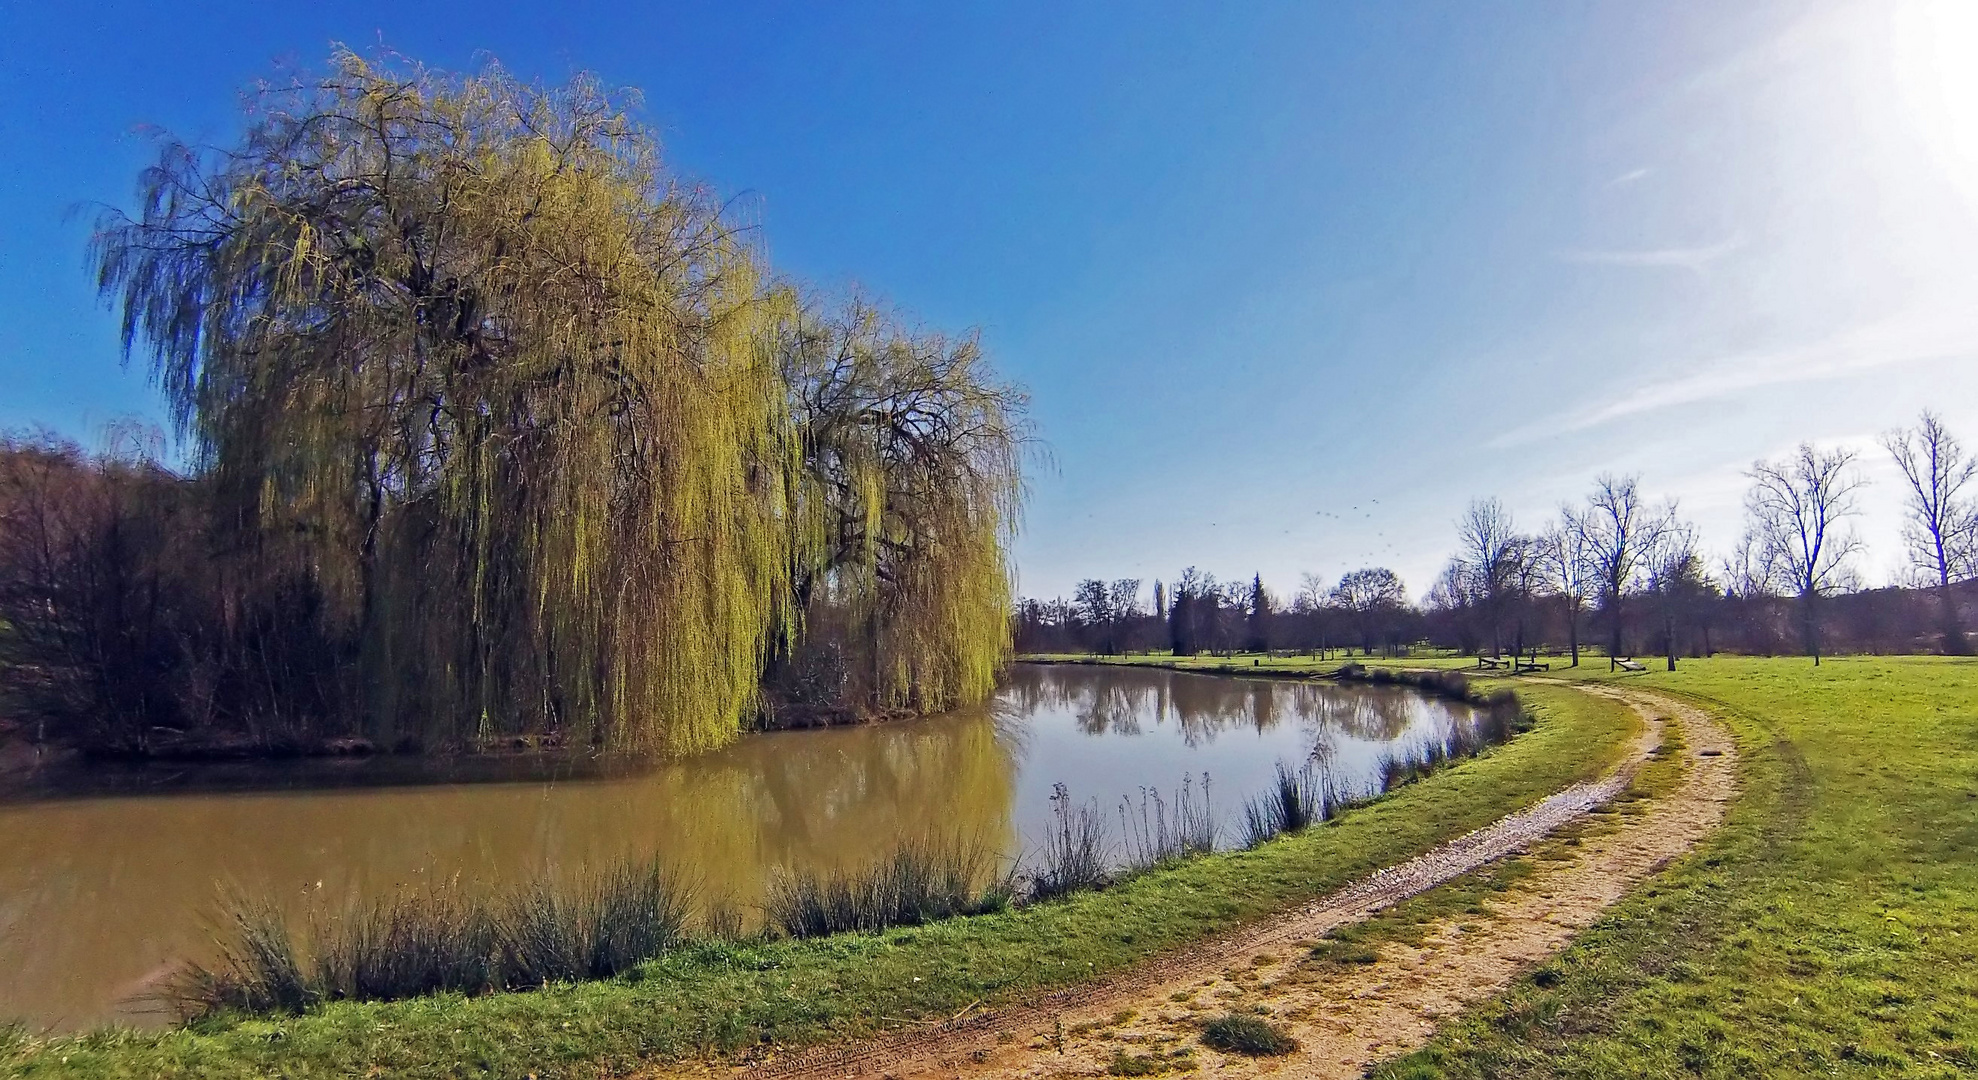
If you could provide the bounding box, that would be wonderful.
[1109,578,1143,651]
[1243,573,1273,652]
[1537,511,1594,665]
[1454,497,1521,657]
[1504,533,1544,659]
[1427,559,1485,655]
[1721,531,1775,600]
[1576,474,1670,669]
[1289,572,1334,655]
[1170,567,1209,656]
[1073,578,1115,653]
[1644,516,1711,670]
[1883,411,1978,653]
[1331,567,1407,656]
[1743,444,1865,665]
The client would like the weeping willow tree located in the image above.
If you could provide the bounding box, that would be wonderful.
[775,300,1026,718]
[89,52,1025,753]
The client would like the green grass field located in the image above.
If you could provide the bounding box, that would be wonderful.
[0,678,1633,1079]
[1373,655,1978,1079]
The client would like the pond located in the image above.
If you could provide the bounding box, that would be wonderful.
[0,663,1489,1030]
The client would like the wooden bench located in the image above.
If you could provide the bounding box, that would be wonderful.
[1515,656,1550,672]
[1477,655,1506,670]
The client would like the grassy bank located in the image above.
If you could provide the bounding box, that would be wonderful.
[0,679,1634,1078]
[1369,656,1978,1079]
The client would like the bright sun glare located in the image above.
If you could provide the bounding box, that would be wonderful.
[1891,0,1978,200]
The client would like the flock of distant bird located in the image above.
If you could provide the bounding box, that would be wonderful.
[1305,498,1401,561]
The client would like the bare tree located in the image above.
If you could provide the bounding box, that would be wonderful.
[1537,510,1594,666]
[1454,497,1519,658]
[1072,579,1115,653]
[1427,558,1485,655]
[1744,444,1865,664]
[1644,516,1709,671]
[1577,474,1669,670]
[1331,567,1407,656]
[1721,531,1776,600]
[1505,533,1544,660]
[1296,572,1330,612]
[1882,411,1978,652]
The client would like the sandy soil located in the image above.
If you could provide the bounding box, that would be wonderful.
[726,684,1737,1080]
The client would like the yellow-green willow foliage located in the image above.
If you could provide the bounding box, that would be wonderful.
[90,53,1024,753]
[776,301,1026,716]
[86,59,715,751]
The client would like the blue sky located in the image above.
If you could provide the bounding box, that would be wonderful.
[4,0,1976,601]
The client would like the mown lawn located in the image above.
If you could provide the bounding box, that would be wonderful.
[1371,655,1978,1079]
[0,680,1633,1079]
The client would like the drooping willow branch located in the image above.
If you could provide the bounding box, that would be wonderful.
[90,50,1028,753]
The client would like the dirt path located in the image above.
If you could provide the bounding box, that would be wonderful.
[727,684,1737,1080]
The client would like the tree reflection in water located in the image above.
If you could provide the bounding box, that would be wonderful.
[998,664,1469,752]
[0,662,1484,1033]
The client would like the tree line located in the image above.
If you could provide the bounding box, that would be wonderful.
[0,52,1027,757]
[1018,412,1978,667]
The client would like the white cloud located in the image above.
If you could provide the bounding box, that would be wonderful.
[1488,306,1978,450]
[1553,232,1744,273]
[1609,167,1651,185]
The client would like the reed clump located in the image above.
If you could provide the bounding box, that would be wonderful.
[1119,773,1217,870]
[1029,782,1112,900]
[765,839,1010,938]
[1241,762,1345,848]
[175,859,690,1016]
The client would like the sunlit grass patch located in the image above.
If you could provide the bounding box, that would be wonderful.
[1372,656,1978,1080]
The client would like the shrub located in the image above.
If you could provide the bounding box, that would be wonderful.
[1199,1013,1298,1056]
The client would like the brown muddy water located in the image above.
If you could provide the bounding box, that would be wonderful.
[0,664,1486,1031]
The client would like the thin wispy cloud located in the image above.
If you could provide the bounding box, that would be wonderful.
[1609,167,1651,185]
[1488,307,1978,450]
[1554,232,1745,273]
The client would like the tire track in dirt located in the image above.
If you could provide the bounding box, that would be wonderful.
[726,683,1734,1080]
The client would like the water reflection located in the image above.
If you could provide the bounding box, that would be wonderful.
[0,663,1477,1031]
[1001,663,1429,747]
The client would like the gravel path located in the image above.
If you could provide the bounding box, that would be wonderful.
[729,683,1736,1080]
